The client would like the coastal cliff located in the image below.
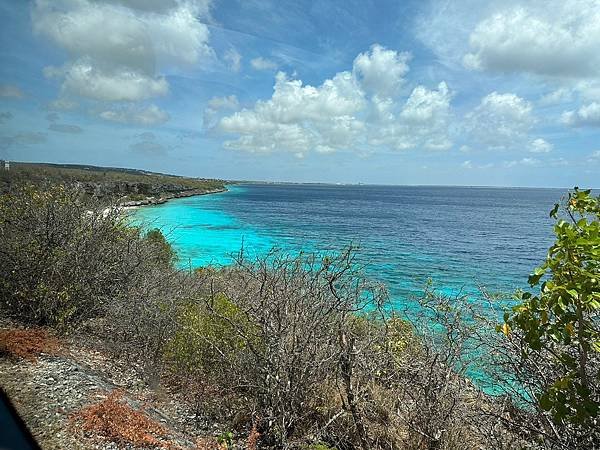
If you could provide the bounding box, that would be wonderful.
[0,162,227,203]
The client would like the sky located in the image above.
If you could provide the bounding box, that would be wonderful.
[0,0,599,187]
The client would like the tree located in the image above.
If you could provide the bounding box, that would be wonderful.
[506,188,600,426]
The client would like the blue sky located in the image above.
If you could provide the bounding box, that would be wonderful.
[0,0,599,187]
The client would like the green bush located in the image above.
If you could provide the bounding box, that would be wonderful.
[0,185,175,330]
[506,188,600,426]
[165,293,254,376]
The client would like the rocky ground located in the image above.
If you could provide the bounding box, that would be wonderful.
[0,333,227,449]
[119,187,227,208]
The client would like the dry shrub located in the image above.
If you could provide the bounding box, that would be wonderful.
[0,327,60,360]
[193,437,221,449]
[246,421,260,450]
[70,390,171,448]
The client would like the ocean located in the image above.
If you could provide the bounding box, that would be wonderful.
[130,184,563,311]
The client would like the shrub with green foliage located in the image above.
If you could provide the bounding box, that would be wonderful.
[0,185,175,330]
[505,188,599,432]
[165,293,253,376]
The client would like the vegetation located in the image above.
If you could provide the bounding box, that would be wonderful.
[0,185,175,329]
[70,391,172,448]
[0,328,60,361]
[0,162,225,199]
[491,188,600,448]
[0,183,598,449]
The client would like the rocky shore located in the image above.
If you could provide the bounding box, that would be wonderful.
[118,187,228,208]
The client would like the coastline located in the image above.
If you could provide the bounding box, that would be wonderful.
[118,186,228,209]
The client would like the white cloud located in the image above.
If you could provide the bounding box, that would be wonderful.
[224,48,242,72]
[461,160,494,169]
[465,92,534,149]
[217,45,454,156]
[219,69,365,154]
[575,80,600,102]
[529,138,552,153]
[250,57,277,71]
[417,0,600,128]
[588,150,600,162]
[539,88,572,106]
[561,102,600,127]
[45,61,168,102]
[32,0,212,104]
[98,104,170,126]
[462,2,600,78]
[204,95,240,129]
[208,95,239,110]
[0,84,23,98]
[503,157,540,168]
[353,44,411,98]
[374,82,454,151]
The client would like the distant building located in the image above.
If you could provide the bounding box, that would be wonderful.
[4,160,9,171]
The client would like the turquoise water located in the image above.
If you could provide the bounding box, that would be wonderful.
[131,183,562,310]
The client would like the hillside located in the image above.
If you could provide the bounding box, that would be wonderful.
[0,162,227,205]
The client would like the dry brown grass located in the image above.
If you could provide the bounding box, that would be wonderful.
[193,437,222,450]
[0,327,60,360]
[70,390,172,448]
[246,422,260,450]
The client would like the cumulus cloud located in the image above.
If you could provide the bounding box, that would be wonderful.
[49,123,83,134]
[98,104,170,126]
[463,2,600,78]
[204,95,240,129]
[218,70,365,154]
[0,112,13,123]
[250,57,277,71]
[529,138,552,153]
[561,102,600,127]
[417,0,600,121]
[373,82,454,151]
[353,44,411,98]
[216,45,453,156]
[465,92,534,149]
[0,84,23,98]
[44,61,168,102]
[32,0,212,105]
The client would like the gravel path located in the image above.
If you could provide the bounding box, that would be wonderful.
[0,340,215,449]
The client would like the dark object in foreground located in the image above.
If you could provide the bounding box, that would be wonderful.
[0,388,41,450]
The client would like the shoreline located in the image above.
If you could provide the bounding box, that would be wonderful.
[118,186,228,210]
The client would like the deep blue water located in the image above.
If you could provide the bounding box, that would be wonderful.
[131,184,562,311]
